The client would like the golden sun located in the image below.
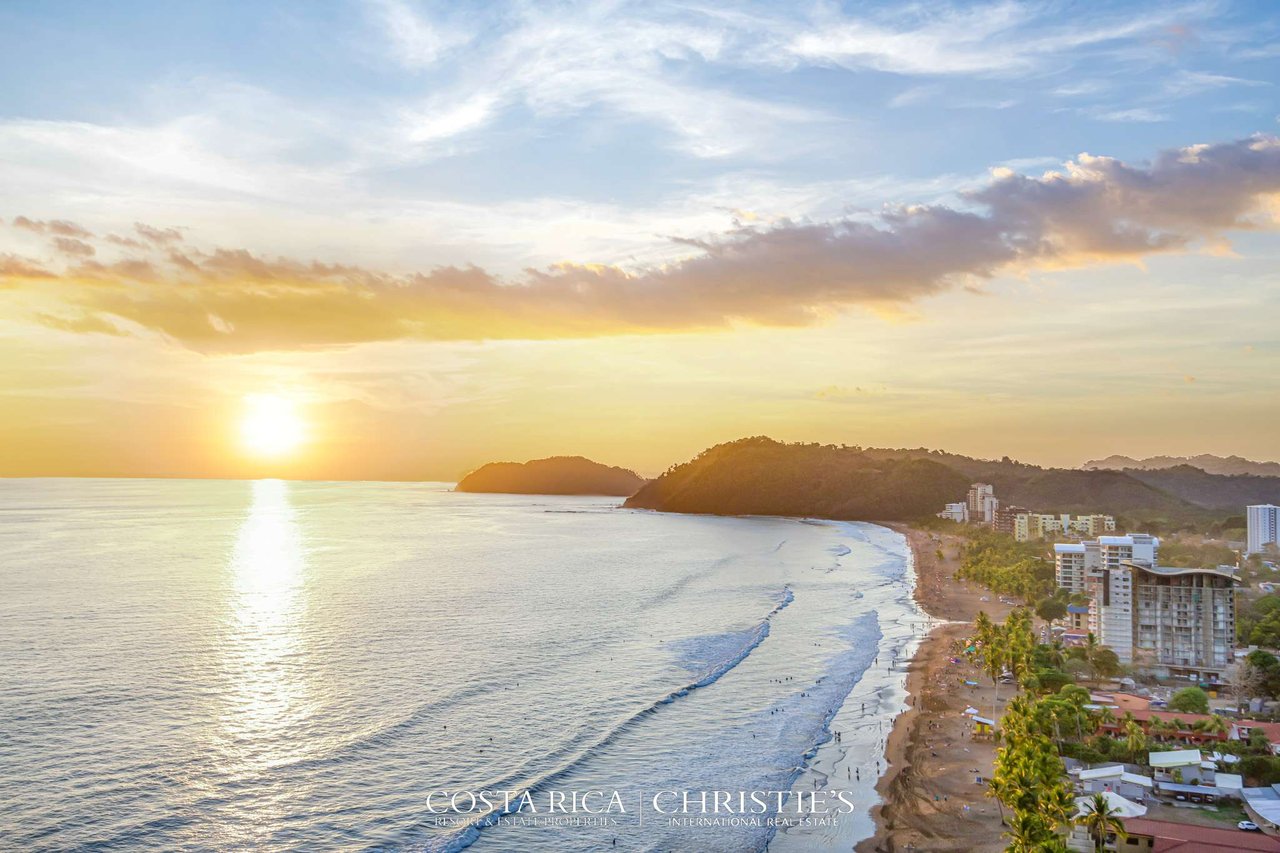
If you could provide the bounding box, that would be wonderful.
[240,394,306,458]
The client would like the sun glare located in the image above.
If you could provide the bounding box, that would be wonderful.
[240,394,306,458]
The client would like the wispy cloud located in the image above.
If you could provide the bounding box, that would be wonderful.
[1082,106,1171,123]
[888,85,939,107]
[372,1,835,159]
[785,1,1215,76]
[1163,69,1270,97]
[370,0,472,69]
[6,135,1278,352]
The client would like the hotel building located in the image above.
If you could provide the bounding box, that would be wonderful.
[1249,504,1280,556]
[992,504,1031,536]
[966,483,998,525]
[1054,534,1238,679]
[1014,512,1116,542]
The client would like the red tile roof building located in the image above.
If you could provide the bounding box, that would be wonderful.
[1119,817,1280,852]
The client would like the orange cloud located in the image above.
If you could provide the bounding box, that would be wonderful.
[0,253,56,281]
[5,134,1280,353]
[11,216,93,239]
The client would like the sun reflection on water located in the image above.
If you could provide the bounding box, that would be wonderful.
[220,478,313,774]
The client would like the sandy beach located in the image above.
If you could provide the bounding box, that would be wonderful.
[855,524,1016,853]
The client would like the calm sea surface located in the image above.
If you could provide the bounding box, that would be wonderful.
[0,479,921,852]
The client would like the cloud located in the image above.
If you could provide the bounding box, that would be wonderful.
[1072,70,1269,126]
[0,254,56,281]
[888,85,939,108]
[785,1,1213,76]
[12,216,93,238]
[134,223,184,245]
[1081,106,1170,123]
[1163,70,1270,98]
[33,312,125,336]
[52,237,95,258]
[370,0,472,69]
[373,2,835,159]
[6,134,1280,352]
[968,136,1280,262]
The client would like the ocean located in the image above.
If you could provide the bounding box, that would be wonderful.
[0,479,925,852]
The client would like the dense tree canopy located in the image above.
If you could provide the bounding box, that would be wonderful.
[624,437,1274,524]
[955,531,1053,602]
[1169,687,1210,715]
[1239,595,1280,648]
[624,437,968,520]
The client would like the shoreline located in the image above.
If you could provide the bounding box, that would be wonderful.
[767,520,936,853]
[855,523,1014,853]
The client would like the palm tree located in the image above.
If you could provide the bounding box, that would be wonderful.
[1076,792,1127,853]
[1095,706,1117,731]
[1004,811,1059,853]
[1045,638,1066,668]
[1195,714,1230,740]
[1148,718,1174,743]
[1082,632,1112,680]
[978,617,1008,725]
[1124,720,1148,762]
[973,611,996,653]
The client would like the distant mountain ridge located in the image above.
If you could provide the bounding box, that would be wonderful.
[1085,453,1280,477]
[624,438,1280,522]
[456,456,646,496]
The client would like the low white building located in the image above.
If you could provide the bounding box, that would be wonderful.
[1148,749,1209,785]
[1077,764,1153,800]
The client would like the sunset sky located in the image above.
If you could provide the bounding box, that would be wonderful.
[2,0,1279,480]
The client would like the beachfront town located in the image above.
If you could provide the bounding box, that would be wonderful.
[916,487,1280,851]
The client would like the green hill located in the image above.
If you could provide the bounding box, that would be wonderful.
[1122,465,1280,510]
[625,438,1280,524]
[457,456,645,496]
[863,448,1279,515]
[623,437,968,520]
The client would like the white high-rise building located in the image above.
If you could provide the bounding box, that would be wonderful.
[1248,505,1280,556]
[1054,532,1239,677]
[1054,541,1101,595]
[1099,533,1158,569]
[1091,534,1159,665]
[966,483,998,524]
[1092,561,1137,665]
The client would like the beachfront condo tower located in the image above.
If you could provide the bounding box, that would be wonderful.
[1054,534,1237,680]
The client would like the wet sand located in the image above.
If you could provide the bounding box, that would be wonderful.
[855,524,1015,853]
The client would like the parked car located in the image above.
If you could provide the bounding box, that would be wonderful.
[1239,820,1261,832]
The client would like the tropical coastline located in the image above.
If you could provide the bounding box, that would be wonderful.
[857,524,1015,853]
